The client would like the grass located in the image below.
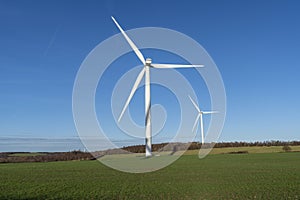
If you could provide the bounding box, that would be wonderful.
[0,151,299,199]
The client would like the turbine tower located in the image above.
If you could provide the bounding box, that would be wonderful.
[189,96,218,145]
[112,16,204,157]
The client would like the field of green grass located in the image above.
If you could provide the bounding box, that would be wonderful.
[0,151,299,199]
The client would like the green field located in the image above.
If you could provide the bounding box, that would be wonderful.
[0,151,300,199]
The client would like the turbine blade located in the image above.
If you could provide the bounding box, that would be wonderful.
[118,68,146,122]
[202,111,219,114]
[192,113,201,132]
[111,16,145,65]
[151,63,204,69]
[188,95,201,113]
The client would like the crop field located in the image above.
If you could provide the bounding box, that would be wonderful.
[7,153,47,157]
[0,151,299,199]
[185,145,300,155]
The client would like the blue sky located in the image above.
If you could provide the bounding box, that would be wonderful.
[0,0,300,150]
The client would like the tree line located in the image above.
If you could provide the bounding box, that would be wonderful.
[122,140,300,153]
[0,140,299,163]
[0,150,93,163]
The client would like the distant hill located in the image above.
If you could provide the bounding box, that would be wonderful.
[1,140,299,163]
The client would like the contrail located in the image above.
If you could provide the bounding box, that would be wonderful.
[42,25,60,57]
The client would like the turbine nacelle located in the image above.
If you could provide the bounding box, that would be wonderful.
[145,58,152,65]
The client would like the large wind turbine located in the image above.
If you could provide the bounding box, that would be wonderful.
[189,96,218,145]
[112,16,204,157]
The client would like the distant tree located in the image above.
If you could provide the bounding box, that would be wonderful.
[282,145,292,152]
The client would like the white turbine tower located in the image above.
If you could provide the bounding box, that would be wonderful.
[112,16,204,157]
[189,95,218,145]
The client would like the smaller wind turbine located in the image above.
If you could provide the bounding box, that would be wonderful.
[189,96,218,145]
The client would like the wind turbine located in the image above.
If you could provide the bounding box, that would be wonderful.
[189,95,218,145]
[112,16,204,157]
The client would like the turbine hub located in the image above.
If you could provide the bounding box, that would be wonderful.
[145,58,152,65]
